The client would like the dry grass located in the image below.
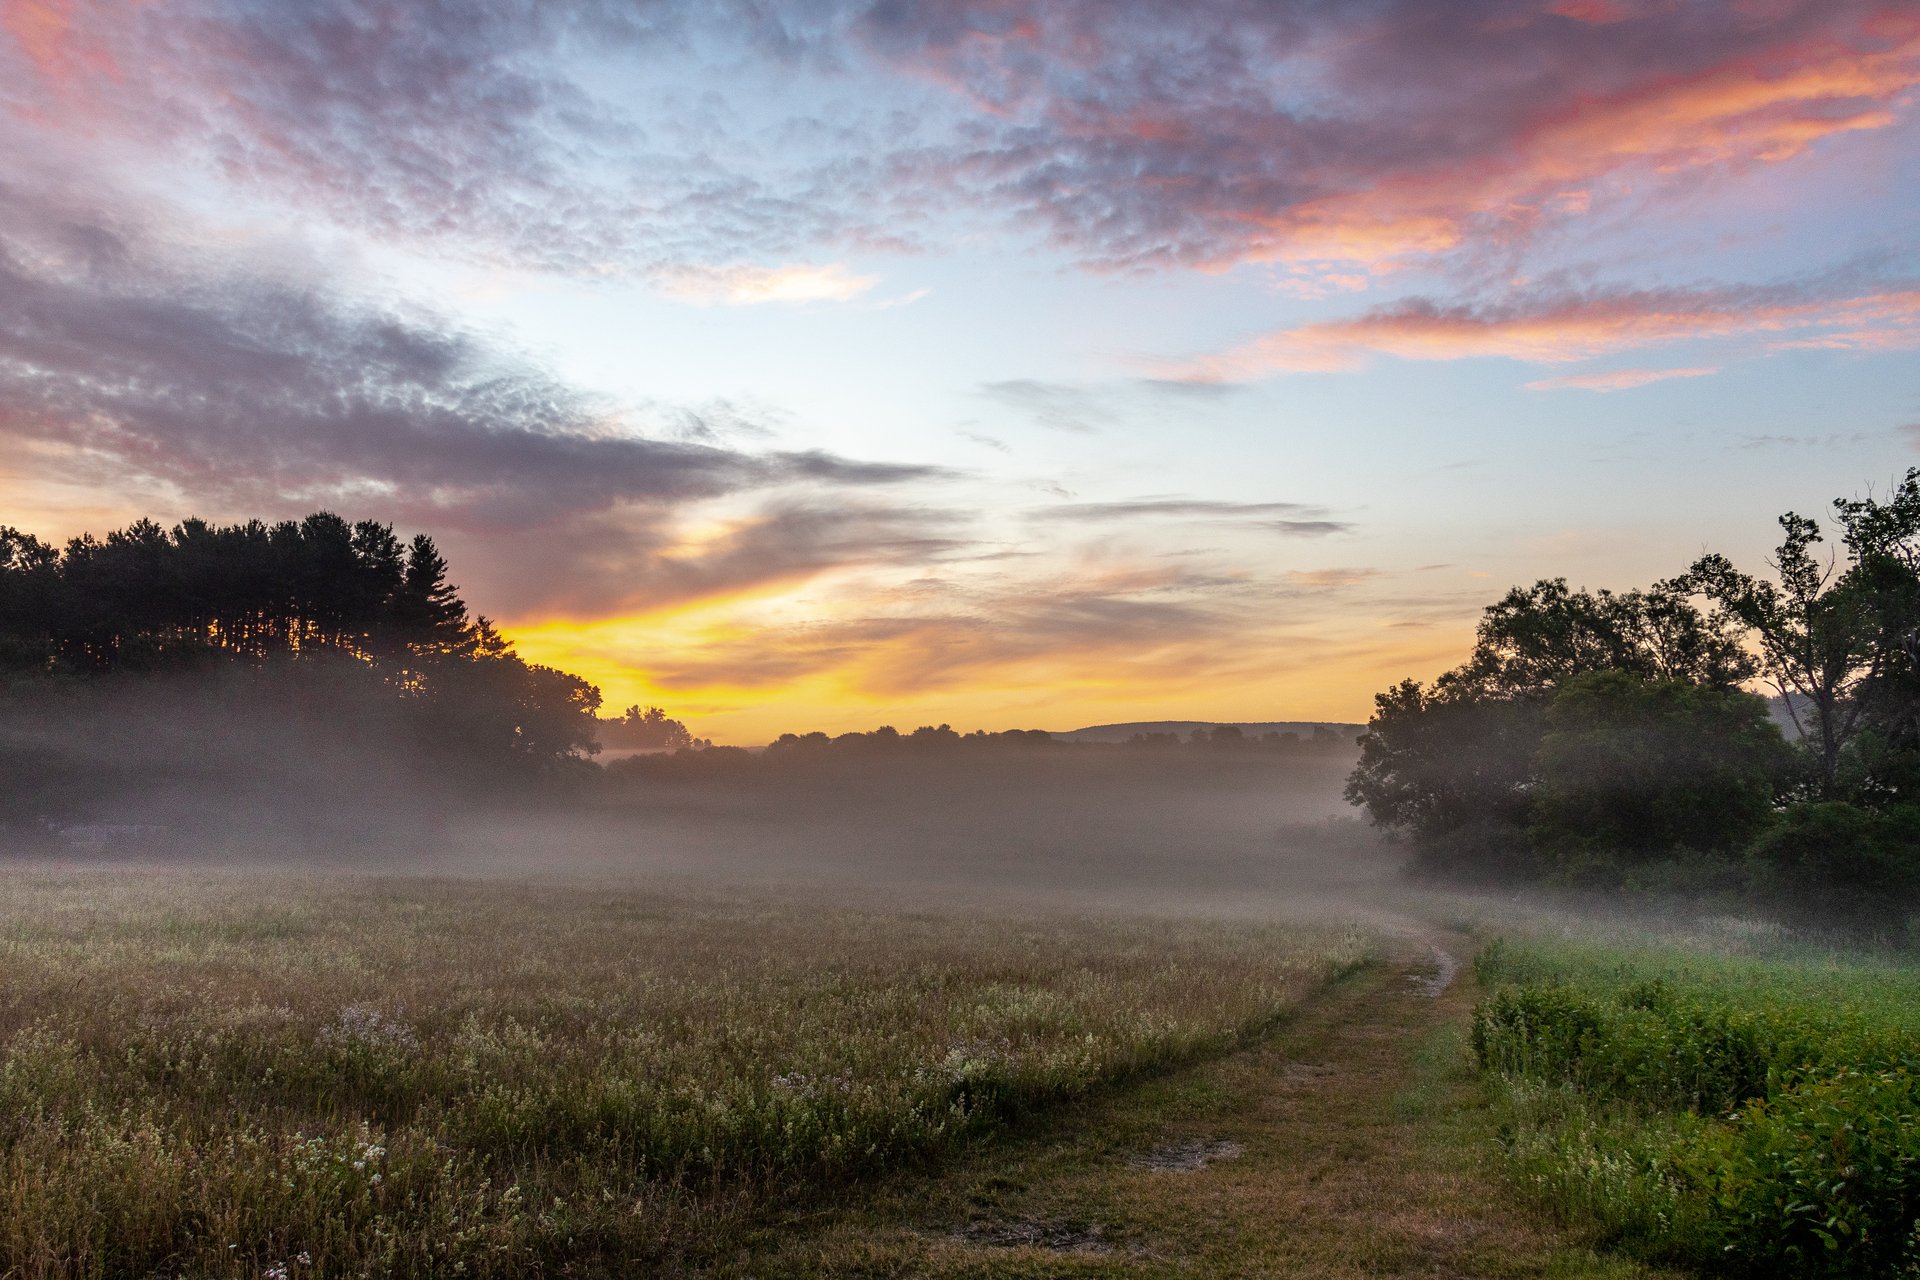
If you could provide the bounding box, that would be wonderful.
[727,937,1685,1278]
[0,867,1366,1278]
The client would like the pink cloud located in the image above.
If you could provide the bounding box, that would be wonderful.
[1525,367,1721,391]
[1180,285,1920,380]
[864,1,1920,275]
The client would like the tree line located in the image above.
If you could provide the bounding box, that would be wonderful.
[0,513,604,821]
[1346,469,1920,929]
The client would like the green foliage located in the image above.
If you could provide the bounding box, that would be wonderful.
[1681,1067,1920,1278]
[1530,672,1793,867]
[1350,469,1920,923]
[1474,936,1920,1277]
[1345,579,1764,880]
[1343,678,1541,852]
[1746,802,1920,929]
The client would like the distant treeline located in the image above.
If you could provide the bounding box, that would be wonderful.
[604,720,1352,782]
[1348,468,1920,932]
[598,705,710,751]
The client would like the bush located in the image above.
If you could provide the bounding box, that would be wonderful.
[1747,802,1920,929]
[1475,938,1920,1277]
[1679,1067,1920,1278]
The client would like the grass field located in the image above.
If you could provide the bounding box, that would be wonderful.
[1473,933,1920,1278]
[0,868,1367,1278]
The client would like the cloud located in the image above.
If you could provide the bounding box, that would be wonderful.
[977,380,1114,433]
[660,262,881,305]
[1035,498,1334,522]
[1179,281,1920,380]
[957,429,1009,452]
[1739,430,1876,451]
[0,1,919,280]
[1525,366,1721,392]
[1285,567,1382,589]
[0,167,986,626]
[9,0,1909,286]
[644,564,1274,696]
[458,498,971,618]
[1262,520,1355,537]
[859,0,1920,274]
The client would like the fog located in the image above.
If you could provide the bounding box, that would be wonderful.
[452,750,1400,919]
[1,678,1408,922]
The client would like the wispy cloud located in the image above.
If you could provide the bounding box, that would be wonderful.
[1036,498,1336,522]
[1178,282,1920,381]
[9,0,1911,285]
[660,262,881,305]
[861,1,1920,275]
[0,167,952,623]
[1286,567,1381,589]
[1525,367,1721,392]
[978,380,1115,433]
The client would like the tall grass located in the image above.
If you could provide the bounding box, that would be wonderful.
[0,869,1367,1277]
[1473,936,1920,1278]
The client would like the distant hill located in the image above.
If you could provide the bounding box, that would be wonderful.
[1054,720,1366,744]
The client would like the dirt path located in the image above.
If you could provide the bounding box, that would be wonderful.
[719,933,1679,1278]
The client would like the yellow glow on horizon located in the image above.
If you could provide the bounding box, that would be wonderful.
[504,603,1473,746]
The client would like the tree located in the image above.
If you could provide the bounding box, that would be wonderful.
[1529,671,1793,867]
[1346,578,1750,859]
[0,512,608,782]
[1439,578,1753,700]
[1344,678,1541,842]
[600,705,706,751]
[1682,469,1920,795]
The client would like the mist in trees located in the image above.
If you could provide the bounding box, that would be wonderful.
[0,512,604,846]
[1347,469,1920,930]
[598,706,709,752]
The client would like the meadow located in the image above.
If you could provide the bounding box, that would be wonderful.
[0,868,1367,1278]
[1472,932,1920,1278]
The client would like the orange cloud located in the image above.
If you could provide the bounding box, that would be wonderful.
[1,0,118,87]
[1525,366,1721,392]
[1182,286,1920,380]
[498,542,1490,744]
[508,601,1459,745]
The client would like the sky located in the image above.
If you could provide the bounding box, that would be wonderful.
[1,0,1916,743]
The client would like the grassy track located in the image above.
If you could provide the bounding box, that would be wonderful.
[718,935,1679,1278]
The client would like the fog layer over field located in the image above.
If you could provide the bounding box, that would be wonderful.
[470,751,1392,917]
[4,683,1393,917]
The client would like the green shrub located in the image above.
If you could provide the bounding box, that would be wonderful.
[1678,1067,1920,1278]
[1747,802,1920,928]
[1475,936,1920,1277]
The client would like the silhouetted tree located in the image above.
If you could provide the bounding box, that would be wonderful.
[0,512,604,779]
[1682,469,1920,795]
[599,705,707,750]
[1346,578,1749,863]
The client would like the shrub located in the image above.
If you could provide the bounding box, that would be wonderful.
[1678,1067,1920,1278]
[1474,937,1920,1277]
[1747,802,1920,929]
